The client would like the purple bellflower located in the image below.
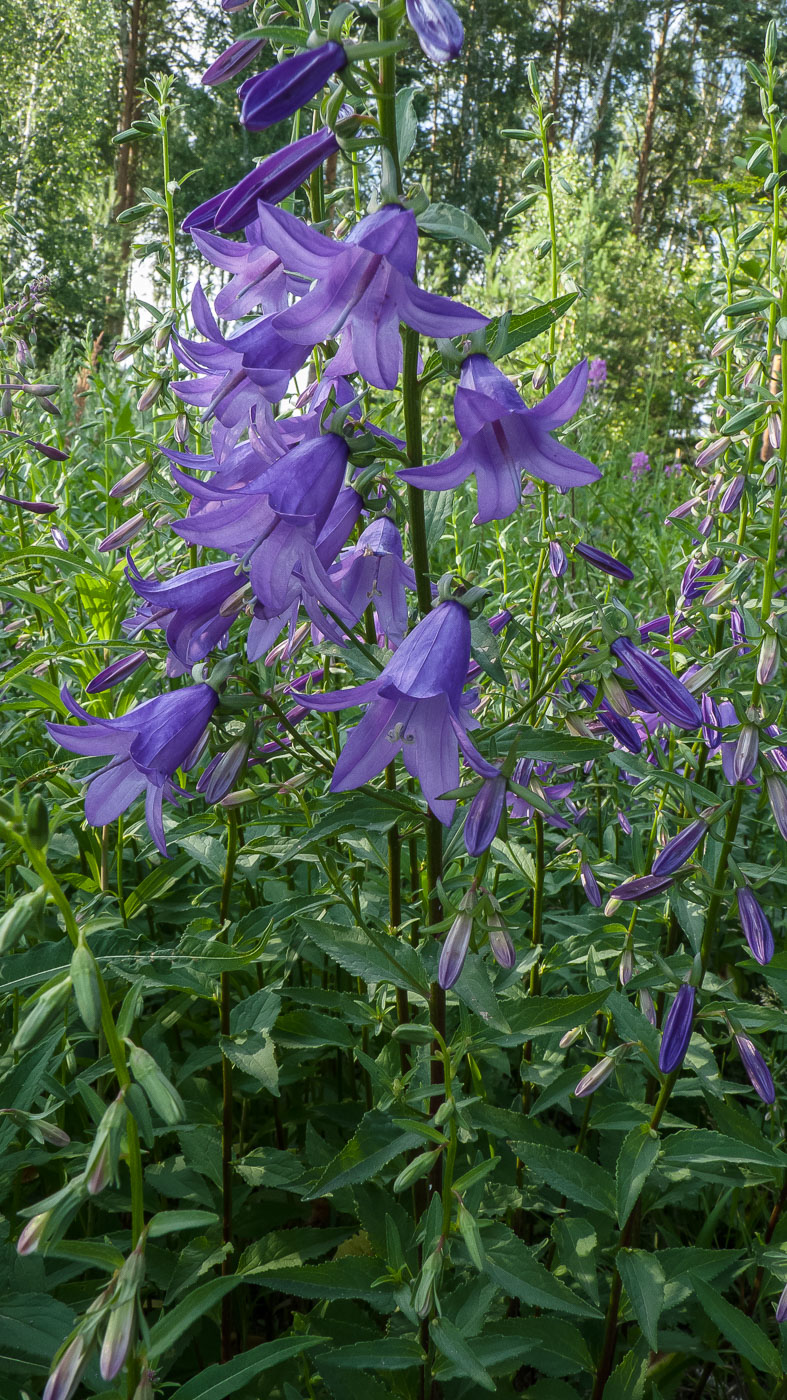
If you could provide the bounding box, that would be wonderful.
[651,818,707,876]
[202,36,265,85]
[574,541,633,582]
[659,984,696,1074]
[299,599,472,823]
[549,540,567,577]
[580,862,601,907]
[438,886,477,989]
[681,554,722,603]
[190,225,290,321]
[255,202,487,390]
[611,636,702,730]
[126,557,246,666]
[610,872,674,903]
[406,0,464,62]
[735,1034,775,1104]
[576,682,642,755]
[399,355,599,523]
[328,516,417,647]
[240,43,348,131]
[737,886,774,965]
[46,684,218,855]
[183,123,342,234]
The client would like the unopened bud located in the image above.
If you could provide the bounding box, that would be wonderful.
[13,978,72,1052]
[174,413,189,445]
[17,1210,52,1256]
[531,361,549,391]
[0,885,45,953]
[43,1333,90,1400]
[70,939,102,1034]
[695,436,730,469]
[98,512,145,552]
[574,1056,615,1098]
[127,1044,184,1124]
[109,461,152,498]
[639,988,657,1026]
[26,794,49,850]
[559,1026,583,1049]
[758,626,780,686]
[619,948,633,985]
[137,378,163,412]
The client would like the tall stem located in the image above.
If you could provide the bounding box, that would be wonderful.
[219,811,238,1362]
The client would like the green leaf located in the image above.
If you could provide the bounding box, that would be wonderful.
[301,918,429,996]
[148,1275,243,1358]
[167,1334,326,1400]
[616,1125,661,1227]
[431,1317,496,1391]
[249,1257,391,1308]
[274,1009,355,1049]
[512,1140,615,1216]
[617,1250,665,1350]
[691,1275,781,1376]
[220,1032,279,1094]
[488,293,579,354]
[147,1210,220,1239]
[513,725,609,763]
[661,1130,782,1173]
[308,1108,424,1196]
[500,991,610,1041]
[417,201,491,253]
[483,1226,601,1318]
[395,86,418,165]
[551,1218,598,1303]
[320,1338,423,1370]
[604,1344,649,1400]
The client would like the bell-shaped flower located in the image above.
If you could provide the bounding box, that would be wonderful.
[737,886,774,965]
[577,682,642,755]
[240,42,347,130]
[190,223,290,320]
[328,516,417,647]
[658,984,696,1074]
[399,354,599,523]
[610,636,702,730]
[406,0,464,62]
[126,557,246,666]
[256,202,487,390]
[298,600,472,822]
[46,684,218,855]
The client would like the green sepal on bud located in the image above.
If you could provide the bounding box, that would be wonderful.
[25,794,49,850]
[413,1243,443,1319]
[456,1200,485,1271]
[0,885,46,953]
[13,976,72,1052]
[391,1022,434,1045]
[393,1148,442,1194]
[71,938,103,1034]
[127,1043,185,1125]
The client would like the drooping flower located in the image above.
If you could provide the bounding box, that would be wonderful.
[487,909,516,969]
[576,682,642,755]
[399,355,599,523]
[240,43,348,131]
[737,886,774,965]
[549,540,567,577]
[42,1334,90,1400]
[610,636,702,730]
[126,557,246,666]
[328,516,417,647]
[659,984,696,1074]
[574,541,633,582]
[46,684,218,856]
[298,600,472,823]
[201,36,265,85]
[406,0,464,62]
[681,554,722,603]
[735,1034,775,1104]
[651,819,707,876]
[255,202,487,390]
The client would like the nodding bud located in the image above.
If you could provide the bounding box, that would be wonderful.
[766,774,787,839]
[154,322,172,352]
[13,978,72,1052]
[219,787,255,808]
[43,1334,90,1400]
[733,723,759,784]
[658,983,696,1074]
[580,862,601,907]
[619,948,633,986]
[218,582,252,618]
[618,810,632,835]
[110,461,152,498]
[610,872,674,903]
[559,1025,583,1049]
[531,361,549,391]
[133,1369,156,1400]
[438,885,478,990]
[128,1044,185,1125]
[768,414,782,451]
[86,651,147,695]
[735,1033,775,1104]
[757,627,780,686]
[737,886,774,965]
[98,512,145,552]
[70,939,102,1033]
[549,540,567,577]
[574,1056,615,1098]
[196,738,252,804]
[651,818,707,877]
[604,895,622,916]
[136,379,163,413]
[17,1210,52,1256]
[695,436,730,469]
[174,413,189,445]
[487,910,516,970]
[720,474,746,513]
[113,343,136,363]
[601,674,632,716]
[639,988,657,1026]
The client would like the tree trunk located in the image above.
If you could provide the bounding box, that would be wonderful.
[575,15,622,152]
[106,0,146,340]
[632,0,672,236]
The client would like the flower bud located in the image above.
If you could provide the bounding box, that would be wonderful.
[549,540,567,577]
[0,885,45,953]
[532,361,549,391]
[757,626,780,686]
[26,794,49,850]
[109,461,152,498]
[559,1026,583,1049]
[652,819,706,876]
[70,939,102,1033]
[98,512,145,552]
[766,774,787,839]
[639,988,657,1026]
[17,1210,52,1256]
[50,526,70,551]
[86,650,148,695]
[136,378,163,413]
[413,1244,443,1319]
[43,1334,90,1400]
[487,910,516,970]
[174,413,190,445]
[619,948,633,986]
[658,984,695,1074]
[128,1044,184,1125]
[733,723,759,784]
[719,474,745,513]
[695,436,730,469]
[735,1033,775,1104]
[580,862,601,907]
[438,886,478,990]
[768,413,781,451]
[737,886,774,965]
[574,1056,615,1098]
[13,977,72,1052]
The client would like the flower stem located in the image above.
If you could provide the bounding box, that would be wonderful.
[219,810,238,1363]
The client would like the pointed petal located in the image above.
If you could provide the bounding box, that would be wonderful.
[398,442,474,491]
[529,358,588,431]
[332,696,405,790]
[398,278,488,338]
[84,760,146,825]
[254,200,341,277]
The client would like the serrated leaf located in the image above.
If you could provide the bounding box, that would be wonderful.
[691,1274,781,1376]
[220,1031,279,1094]
[661,1129,782,1173]
[483,1226,601,1318]
[431,1317,495,1390]
[166,1334,326,1400]
[512,1139,615,1216]
[308,1109,423,1196]
[301,918,429,996]
[417,201,491,253]
[617,1250,665,1350]
[320,1337,423,1370]
[148,1210,220,1239]
[148,1275,243,1358]
[616,1125,661,1227]
[489,293,578,353]
[249,1256,391,1308]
